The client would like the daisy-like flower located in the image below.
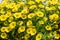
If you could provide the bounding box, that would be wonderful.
[36,11,44,17]
[1,33,7,39]
[0,15,7,21]
[18,26,25,33]
[28,13,35,19]
[36,33,42,40]
[45,25,52,30]
[14,13,21,18]
[0,27,6,32]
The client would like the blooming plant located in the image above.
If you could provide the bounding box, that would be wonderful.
[0,0,60,40]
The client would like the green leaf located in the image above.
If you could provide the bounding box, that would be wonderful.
[11,29,15,37]
[42,32,47,40]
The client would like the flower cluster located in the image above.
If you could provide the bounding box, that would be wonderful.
[0,0,60,40]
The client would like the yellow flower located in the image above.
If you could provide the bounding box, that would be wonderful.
[53,31,57,35]
[36,11,44,17]
[0,1,7,8]
[0,15,7,21]
[18,26,25,33]
[39,4,44,8]
[48,6,56,10]
[9,22,16,29]
[54,25,58,29]
[31,28,37,35]
[0,27,6,32]
[53,21,57,23]
[24,34,30,39]
[49,14,59,21]
[45,6,51,11]
[8,16,13,22]
[1,33,7,39]
[21,15,27,19]
[29,5,37,9]
[18,1,25,6]
[58,29,60,32]
[20,13,25,16]
[28,1,35,5]
[14,13,21,18]
[4,21,8,26]
[43,17,48,22]
[26,28,32,34]
[49,15,53,21]
[45,25,52,30]
[53,14,59,21]
[12,4,20,12]
[36,33,42,40]
[39,20,44,25]
[58,6,60,10]
[26,28,36,35]
[0,10,5,15]
[6,11,11,17]
[18,21,23,26]
[56,11,59,14]
[6,3,15,9]
[28,13,35,19]
[51,0,57,5]
[27,20,32,27]
[21,9,28,14]
[35,0,41,3]
[12,8,17,12]
[5,27,12,33]
[14,4,20,9]
[54,34,60,39]
[46,0,51,5]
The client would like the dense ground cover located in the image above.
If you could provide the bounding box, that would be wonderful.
[0,0,60,40]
